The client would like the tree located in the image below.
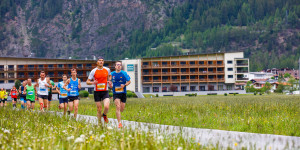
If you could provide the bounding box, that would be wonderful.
[284,73,291,78]
[15,80,21,90]
[264,82,272,94]
[245,81,252,92]
[287,77,296,92]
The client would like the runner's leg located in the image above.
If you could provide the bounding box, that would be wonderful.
[114,99,121,123]
[73,100,79,118]
[95,102,102,123]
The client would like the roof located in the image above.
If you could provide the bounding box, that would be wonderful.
[141,51,246,59]
[0,56,114,62]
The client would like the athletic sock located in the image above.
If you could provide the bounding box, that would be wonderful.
[67,111,70,115]
[40,103,44,110]
[21,104,24,109]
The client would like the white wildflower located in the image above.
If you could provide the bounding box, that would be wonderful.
[80,134,85,139]
[107,126,113,130]
[74,137,84,143]
[4,129,10,134]
[100,134,105,140]
[62,130,67,133]
[89,131,93,135]
[177,147,183,150]
[67,136,74,141]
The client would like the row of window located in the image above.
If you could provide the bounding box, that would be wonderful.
[143,60,234,65]
[143,85,233,92]
[143,75,235,80]
[17,64,92,68]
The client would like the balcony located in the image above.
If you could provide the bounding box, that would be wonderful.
[161,64,170,67]
[181,79,189,82]
[162,79,170,83]
[142,65,151,68]
[152,72,161,76]
[161,72,170,75]
[236,63,248,67]
[218,78,225,82]
[207,71,216,74]
[180,64,189,68]
[7,68,15,71]
[171,79,180,82]
[170,64,178,67]
[180,72,189,75]
[77,74,85,78]
[190,71,198,75]
[207,64,216,67]
[190,79,199,82]
[143,80,152,83]
[199,79,207,82]
[0,68,4,71]
[47,67,55,70]
[152,79,161,83]
[142,72,151,76]
[28,67,36,71]
[199,71,207,75]
[170,72,180,75]
[217,63,224,66]
[207,78,217,82]
[217,71,224,74]
[236,71,248,73]
[236,78,249,81]
[152,65,161,68]
[17,75,26,78]
[17,68,27,71]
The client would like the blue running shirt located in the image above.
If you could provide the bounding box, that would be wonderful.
[68,78,79,96]
[111,70,130,94]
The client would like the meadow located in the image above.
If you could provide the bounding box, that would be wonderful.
[0,108,199,150]
[48,94,300,136]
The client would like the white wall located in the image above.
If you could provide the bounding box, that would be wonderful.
[224,52,244,83]
[120,59,142,92]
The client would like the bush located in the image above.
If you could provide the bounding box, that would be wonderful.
[127,92,133,98]
[233,93,236,96]
[79,90,89,98]
[254,91,257,95]
[132,92,137,98]
[156,94,159,97]
[224,93,227,96]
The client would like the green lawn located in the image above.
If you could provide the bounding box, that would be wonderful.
[50,94,300,136]
[0,108,197,149]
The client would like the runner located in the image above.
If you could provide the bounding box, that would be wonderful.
[3,89,8,107]
[86,56,112,124]
[35,71,52,112]
[63,69,81,118]
[10,86,18,108]
[46,76,55,110]
[19,80,28,109]
[56,74,69,115]
[24,78,36,110]
[0,88,5,107]
[110,61,131,128]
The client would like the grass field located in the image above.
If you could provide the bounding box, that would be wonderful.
[0,108,198,149]
[47,94,300,136]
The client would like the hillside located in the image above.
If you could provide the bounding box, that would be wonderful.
[0,0,300,71]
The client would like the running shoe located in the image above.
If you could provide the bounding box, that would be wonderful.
[103,115,109,123]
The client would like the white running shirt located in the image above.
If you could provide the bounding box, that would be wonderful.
[38,78,49,95]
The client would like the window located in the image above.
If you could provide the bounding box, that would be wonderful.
[180,61,186,65]
[58,64,63,68]
[190,61,195,65]
[143,62,149,65]
[190,86,196,91]
[68,64,73,68]
[227,85,232,90]
[171,68,177,72]
[199,86,205,91]
[172,76,178,79]
[9,80,14,83]
[199,61,204,65]
[162,76,168,80]
[217,61,222,64]
[162,86,168,92]
[143,87,150,93]
[153,87,159,92]
[181,86,187,91]
[48,65,53,68]
[228,75,233,78]
[181,68,187,72]
[152,62,158,66]
[227,60,233,64]
[227,68,233,71]
[162,69,168,73]
[104,63,109,66]
[162,62,167,65]
[217,68,223,71]
[208,68,213,71]
[0,81,4,83]
[190,76,196,79]
[77,64,83,68]
[153,69,159,72]
[208,75,214,79]
[190,68,196,72]
[218,75,224,79]
[153,76,159,80]
[171,62,177,66]
[18,65,24,68]
[181,76,187,79]
[199,75,205,79]
[208,61,213,64]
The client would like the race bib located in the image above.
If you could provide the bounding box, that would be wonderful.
[70,90,77,96]
[96,83,106,91]
[40,88,46,92]
[12,93,16,95]
[28,91,34,95]
[61,93,68,97]
[115,86,124,93]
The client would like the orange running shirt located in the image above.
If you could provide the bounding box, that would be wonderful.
[88,67,111,91]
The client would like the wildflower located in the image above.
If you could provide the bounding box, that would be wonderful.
[74,137,85,143]
[177,147,183,150]
[4,129,10,134]
[80,134,86,139]
[107,126,113,130]
[198,143,201,146]
[67,136,74,141]
[89,131,93,135]
[62,130,67,133]
[234,143,238,146]
[100,134,105,140]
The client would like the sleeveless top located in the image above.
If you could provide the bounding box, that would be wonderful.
[38,78,49,95]
[68,78,79,96]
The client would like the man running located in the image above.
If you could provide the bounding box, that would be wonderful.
[64,69,81,118]
[0,88,5,107]
[46,76,55,110]
[10,86,18,108]
[24,79,36,110]
[3,89,8,107]
[35,71,52,111]
[110,61,131,128]
[19,80,28,109]
[56,74,69,115]
[86,56,112,124]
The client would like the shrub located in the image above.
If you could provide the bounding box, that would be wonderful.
[224,93,227,96]
[254,91,257,95]
[233,93,236,96]
[127,92,133,98]
[156,94,159,97]
[79,90,89,98]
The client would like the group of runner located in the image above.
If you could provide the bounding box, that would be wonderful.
[0,57,131,128]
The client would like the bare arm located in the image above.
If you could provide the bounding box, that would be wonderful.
[63,79,70,91]
[23,86,27,95]
[78,79,81,89]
